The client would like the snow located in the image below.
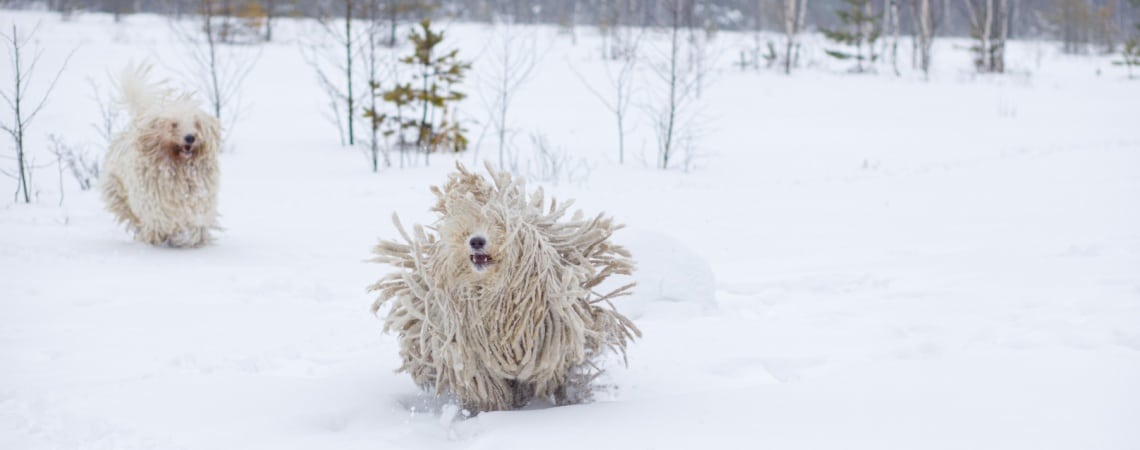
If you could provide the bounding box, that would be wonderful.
[620,228,718,319]
[3,10,1140,450]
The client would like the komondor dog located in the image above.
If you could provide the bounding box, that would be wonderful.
[101,63,221,248]
[369,162,640,412]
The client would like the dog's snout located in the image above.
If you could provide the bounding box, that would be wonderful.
[183,134,196,144]
[469,236,486,250]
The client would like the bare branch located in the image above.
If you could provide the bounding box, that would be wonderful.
[23,45,79,128]
[169,3,261,143]
[566,62,617,113]
[477,19,543,170]
[0,89,14,110]
[2,22,74,203]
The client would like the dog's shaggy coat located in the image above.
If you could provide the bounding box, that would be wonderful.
[369,163,640,412]
[101,64,221,247]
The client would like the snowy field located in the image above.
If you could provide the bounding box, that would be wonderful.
[2,10,1140,449]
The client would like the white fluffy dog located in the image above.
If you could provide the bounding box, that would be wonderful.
[101,64,221,248]
[369,163,640,412]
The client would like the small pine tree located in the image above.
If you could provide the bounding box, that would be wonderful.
[382,1,436,47]
[821,0,881,72]
[365,20,471,166]
[1116,34,1140,79]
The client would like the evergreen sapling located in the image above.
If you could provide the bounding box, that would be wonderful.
[821,0,881,72]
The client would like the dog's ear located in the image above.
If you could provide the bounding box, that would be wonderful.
[133,120,166,156]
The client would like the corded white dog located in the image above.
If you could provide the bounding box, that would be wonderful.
[369,163,640,412]
[101,64,221,248]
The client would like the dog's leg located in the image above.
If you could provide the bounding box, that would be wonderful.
[166,225,210,248]
[137,226,167,247]
[505,379,535,409]
[101,175,141,230]
[165,229,210,248]
[191,226,212,247]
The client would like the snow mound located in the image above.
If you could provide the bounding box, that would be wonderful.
[615,228,717,319]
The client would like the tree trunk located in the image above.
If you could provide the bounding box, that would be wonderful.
[982,0,993,70]
[570,0,579,45]
[346,0,356,146]
[204,0,223,121]
[497,27,509,169]
[861,0,872,70]
[919,0,933,78]
[910,0,919,68]
[264,0,275,41]
[891,0,900,75]
[367,2,381,171]
[882,0,890,58]
[996,0,1008,72]
[663,3,679,170]
[783,0,795,74]
[13,27,28,203]
[419,53,431,154]
[795,0,808,66]
[388,0,397,47]
[617,102,625,164]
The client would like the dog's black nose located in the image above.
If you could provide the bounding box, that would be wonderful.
[469,236,486,250]
[184,134,196,144]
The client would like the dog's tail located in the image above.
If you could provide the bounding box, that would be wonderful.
[117,62,171,117]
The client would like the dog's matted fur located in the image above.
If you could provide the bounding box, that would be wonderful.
[369,162,640,412]
[101,64,221,247]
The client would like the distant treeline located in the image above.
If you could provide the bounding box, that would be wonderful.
[4,0,1138,43]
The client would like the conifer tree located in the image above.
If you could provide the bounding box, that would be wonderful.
[381,1,436,47]
[366,20,470,167]
[821,0,881,72]
[1116,25,1140,79]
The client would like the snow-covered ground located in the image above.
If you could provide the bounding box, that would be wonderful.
[2,11,1139,449]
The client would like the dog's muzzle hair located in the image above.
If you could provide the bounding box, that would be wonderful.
[368,162,640,412]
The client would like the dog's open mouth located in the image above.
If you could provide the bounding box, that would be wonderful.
[179,145,195,158]
[470,253,493,270]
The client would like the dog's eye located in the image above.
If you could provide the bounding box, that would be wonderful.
[169,122,177,130]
